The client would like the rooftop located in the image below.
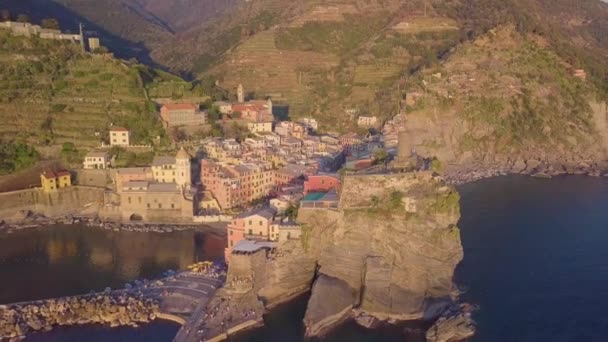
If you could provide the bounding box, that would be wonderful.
[148,183,180,192]
[110,126,128,132]
[237,207,276,219]
[152,156,176,166]
[162,103,197,111]
[116,167,148,175]
[86,150,109,158]
[232,240,277,253]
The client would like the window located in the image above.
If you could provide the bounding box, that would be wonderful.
[230,241,233,247]
[248,229,253,235]
[147,203,150,208]
[248,220,252,225]
[171,204,175,209]
[127,197,131,204]
[230,230,233,236]
[138,197,142,204]
[259,220,263,226]
[158,204,162,209]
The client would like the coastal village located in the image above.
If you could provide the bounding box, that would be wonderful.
[23,79,412,264]
[0,15,470,341]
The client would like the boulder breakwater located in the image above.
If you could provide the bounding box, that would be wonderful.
[0,293,159,339]
[0,264,226,340]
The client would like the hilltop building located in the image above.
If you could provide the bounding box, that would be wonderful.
[160,103,207,129]
[83,150,110,169]
[0,21,81,42]
[40,170,71,192]
[358,115,378,127]
[109,127,130,147]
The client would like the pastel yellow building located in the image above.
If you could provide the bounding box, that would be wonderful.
[40,170,72,192]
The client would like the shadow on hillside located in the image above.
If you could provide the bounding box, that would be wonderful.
[3,0,165,70]
[273,105,290,121]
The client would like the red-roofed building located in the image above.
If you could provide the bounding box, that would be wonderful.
[160,103,207,128]
[232,99,273,122]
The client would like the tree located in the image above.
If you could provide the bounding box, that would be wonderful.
[16,14,30,23]
[41,18,60,30]
[374,149,388,163]
[170,127,187,142]
[0,10,11,22]
[285,205,299,220]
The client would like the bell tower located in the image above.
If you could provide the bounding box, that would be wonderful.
[237,83,245,103]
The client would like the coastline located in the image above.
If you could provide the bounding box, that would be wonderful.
[0,213,227,236]
[444,160,608,185]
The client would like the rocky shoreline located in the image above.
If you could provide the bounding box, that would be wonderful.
[0,292,160,340]
[0,211,225,235]
[444,159,608,185]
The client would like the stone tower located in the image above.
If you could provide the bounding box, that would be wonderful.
[175,147,191,188]
[237,83,245,103]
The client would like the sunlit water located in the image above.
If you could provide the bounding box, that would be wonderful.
[0,225,225,303]
[4,176,608,341]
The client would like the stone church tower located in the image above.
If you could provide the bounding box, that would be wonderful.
[237,83,245,103]
[175,147,191,188]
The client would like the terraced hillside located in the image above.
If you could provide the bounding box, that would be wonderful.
[0,29,167,154]
[203,1,460,130]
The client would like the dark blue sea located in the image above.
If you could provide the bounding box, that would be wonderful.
[4,176,608,341]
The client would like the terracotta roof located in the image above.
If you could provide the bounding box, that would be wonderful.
[41,170,57,179]
[110,126,129,132]
[162,103,197,111]
[56,171,71,177]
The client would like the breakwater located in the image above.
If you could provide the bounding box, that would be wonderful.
[0,266,226,340]
[0,292,159,339]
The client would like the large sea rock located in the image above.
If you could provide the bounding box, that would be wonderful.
[220,171,464,336]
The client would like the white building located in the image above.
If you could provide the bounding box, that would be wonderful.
[109,127,130,147]
[357,115,378,127]
[247,121,273,134]
[299,118,319,131]
[83,150,110,169]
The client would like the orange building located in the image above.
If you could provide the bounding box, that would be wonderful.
[40,170,71,192]
[225,208,275,261]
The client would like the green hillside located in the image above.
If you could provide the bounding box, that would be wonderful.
[0,29,206,157]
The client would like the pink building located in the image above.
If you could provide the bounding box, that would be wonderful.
[225,208,275,262]
[303,174,341,195]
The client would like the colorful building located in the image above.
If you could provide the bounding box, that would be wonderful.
[40,170,71,192]
[303,174,340,194]
[226,208,275,261]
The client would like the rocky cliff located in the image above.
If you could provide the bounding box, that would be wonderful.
[400,26,608,182]
[207,171,463,338]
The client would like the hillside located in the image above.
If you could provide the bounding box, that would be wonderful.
[151,0,608,142]
[400,25,608,171]
[0,28,205,158]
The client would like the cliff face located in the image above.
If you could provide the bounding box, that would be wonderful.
[221,171,463,336]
